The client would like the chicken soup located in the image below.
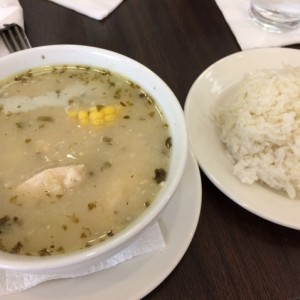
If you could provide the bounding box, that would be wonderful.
[0,65,171,256]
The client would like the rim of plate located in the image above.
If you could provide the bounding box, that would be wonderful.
[184,47,300,230]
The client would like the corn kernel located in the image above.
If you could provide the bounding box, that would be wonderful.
[78,110,89,120]
[79,118,89,125]
[102,106,116,115]
[104,114,116,122]
[89,110,104,120]
[67,111,78,118]
[91,119,105,126]
[89,106,98,112]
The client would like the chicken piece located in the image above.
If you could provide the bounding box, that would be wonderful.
[17,164,86,194]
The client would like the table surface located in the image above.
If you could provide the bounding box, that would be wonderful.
[17,0,300,299]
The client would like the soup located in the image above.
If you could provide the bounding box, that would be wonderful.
[0,65,171,256]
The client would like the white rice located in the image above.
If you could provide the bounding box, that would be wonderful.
[214,67,300,199]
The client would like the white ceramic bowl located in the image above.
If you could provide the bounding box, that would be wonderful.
[0,45,188,274]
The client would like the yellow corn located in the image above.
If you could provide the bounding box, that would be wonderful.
[78,110,89,120]
[102,106,116,115]
[89,110,104,120]
[79,118,89,125]
[104,114,116,122]
[91,118,105,126]
[66,105,119,127]
[89,106,98,112]
[66,111,78,118]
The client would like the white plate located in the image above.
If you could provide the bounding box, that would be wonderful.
[184,47,300,230]
[5,150,202,300]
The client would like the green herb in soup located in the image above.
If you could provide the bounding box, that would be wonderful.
[0,65,171,256]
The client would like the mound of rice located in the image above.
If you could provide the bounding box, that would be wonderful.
[214,67,300,199]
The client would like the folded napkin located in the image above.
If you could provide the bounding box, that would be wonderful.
[215,0,300,50]
[48,0,123,20]
[0,222,165,295]
[0,0,23,57]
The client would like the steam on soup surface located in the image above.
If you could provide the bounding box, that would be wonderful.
[0,65,171,256]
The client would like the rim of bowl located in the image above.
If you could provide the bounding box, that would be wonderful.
[0,45,188,273]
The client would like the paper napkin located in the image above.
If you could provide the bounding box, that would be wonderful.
[0,0,24,57]
[215,0,300,50]
[0,222,165,295]
[48,0,123,20]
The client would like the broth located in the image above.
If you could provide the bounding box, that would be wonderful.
[0,65,171,256]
